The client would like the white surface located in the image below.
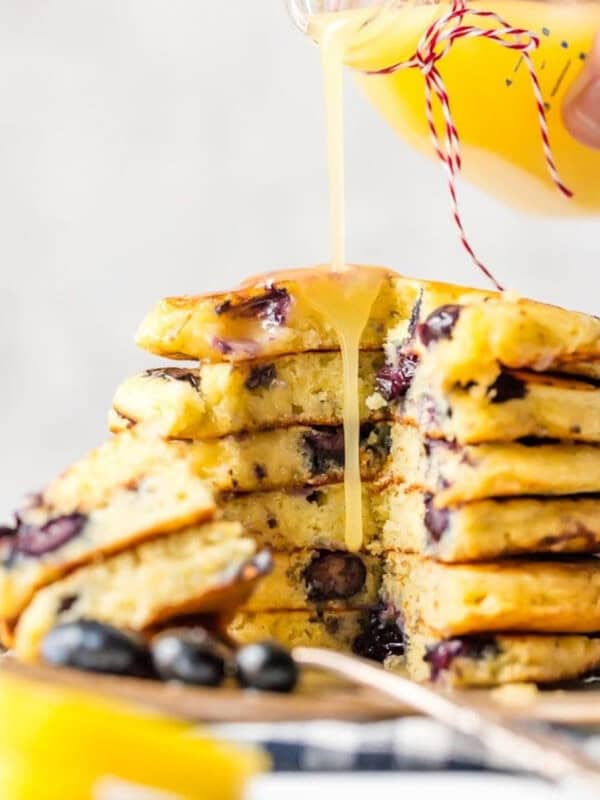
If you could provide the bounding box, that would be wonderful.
[247,773,562,799]
[0,1,598,514]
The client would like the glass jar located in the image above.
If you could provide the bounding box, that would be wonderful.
[288,0,600,215]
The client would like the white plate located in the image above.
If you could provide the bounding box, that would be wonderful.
[247,773,561,800]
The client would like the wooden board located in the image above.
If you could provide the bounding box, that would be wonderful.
[4,658,600,726]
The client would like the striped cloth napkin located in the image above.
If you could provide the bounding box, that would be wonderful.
[211,718,600,774]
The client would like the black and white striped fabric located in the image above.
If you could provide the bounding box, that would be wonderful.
[211,718,600,774]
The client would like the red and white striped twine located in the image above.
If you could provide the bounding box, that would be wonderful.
[366,0,573,291]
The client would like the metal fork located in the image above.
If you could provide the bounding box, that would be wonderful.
[294,647,600,797]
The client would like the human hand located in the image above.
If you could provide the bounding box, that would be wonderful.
[563,33,600,148]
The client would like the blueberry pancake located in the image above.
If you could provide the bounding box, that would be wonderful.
[384,486,600,561]
[392,423,600,506]
[221,483,386,551]
[241,551,381,612]
[136,272,502,367]
[402,368,600,445]
[34,423,391,506]
[397,628,600,688]
[0,458,215,621]
[136,270,407,362]
[12,522,267,662]
[187,421,390,492]
[30,427,212,516]
[0,420,390,623]
[409,296,600,390]
[384,553,600,637]
[110,351,386,439]
[224,605,405,660]
[223,609,369,652]
[16,269,600,690]
[381,280,494,369]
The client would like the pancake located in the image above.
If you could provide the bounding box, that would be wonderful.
[221,483,384,551]
[36,423,391,512]
[136,271,408,362]
[223,609,368,651]
[190,421,390,492]
[12,522,267,662]
[397,628,600,687]
[241,551,380,611]
[138,272,600,378]
[16,270,600,691]
[135,272,501,364]
[384,553,600,636]
[0,458,215,622]
[0,418,390,622]
[392,423,600,506]
[27,426,211,515]
[410,295,600,389]
[384,486,600,561]
[382,280,494,367]
[403,368,600,444]
[110,351,385,439]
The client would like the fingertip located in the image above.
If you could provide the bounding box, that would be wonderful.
[563,33,600,149]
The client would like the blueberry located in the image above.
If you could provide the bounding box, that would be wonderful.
[303,551,366,601]
[305,490,324,504]
[487,371,527,404]
[41,620,152,677]
[16,512,87,557]
[424,494,450,544]
[151,628,226,687]
[253,463,268,480]
[215,286,291,328]
[0,525,16,541]
[304,427,345,475]
[235,642,298,693]
[375,354,418,401]
[417,304,462,346]
[304,424,390,477]
[424,636,499,681]
[212,336,259,357]
[245,363,277,391]
[352,604,404,662]
[145,367,201,392]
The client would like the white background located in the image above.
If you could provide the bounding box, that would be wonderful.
[0,0,598,517]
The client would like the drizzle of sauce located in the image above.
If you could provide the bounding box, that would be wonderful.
[298,266,387,552]
[244,15,390,551]
[243,262,388,553]
[319,14,348,272]
[305,14,389,551]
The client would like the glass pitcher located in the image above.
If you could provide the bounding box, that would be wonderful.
[288,0,600,215]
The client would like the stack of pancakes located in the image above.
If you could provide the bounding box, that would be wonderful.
[110,279,400,651]
[380,285,600,686]
[1,428,270,661]
[1,276,401,661]
[5,270,600,689]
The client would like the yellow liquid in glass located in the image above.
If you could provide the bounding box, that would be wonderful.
[0,672,265,799]
[313,2,600,215]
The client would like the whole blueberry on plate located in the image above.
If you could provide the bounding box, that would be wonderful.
[234,642,298,693]
[41,619,152,677]
[151,628,226,687]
